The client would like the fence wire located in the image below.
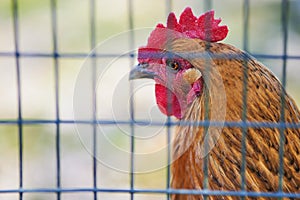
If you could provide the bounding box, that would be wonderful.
[1,0,300,200]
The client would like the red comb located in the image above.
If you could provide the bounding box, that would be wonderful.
[170,7,228,42]
[138,7,228,62]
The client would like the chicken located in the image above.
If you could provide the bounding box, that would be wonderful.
[129,7,300,199]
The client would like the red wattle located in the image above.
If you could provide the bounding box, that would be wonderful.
[155,84,182,119]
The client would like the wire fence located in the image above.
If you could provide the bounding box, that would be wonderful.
[1,0,300,199]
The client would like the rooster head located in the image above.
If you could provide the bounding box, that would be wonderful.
[129,7,228,119]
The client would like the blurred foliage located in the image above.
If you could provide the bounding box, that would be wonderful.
[0,126,18,150]
[0,125,54,156]
[290,0,300,34]
[0,0,48,18]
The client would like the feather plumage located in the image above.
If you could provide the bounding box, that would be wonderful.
[171,38,300,199]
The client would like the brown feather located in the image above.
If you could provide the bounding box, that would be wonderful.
[170,38,300,200]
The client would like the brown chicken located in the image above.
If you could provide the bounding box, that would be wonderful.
[129,7,300,199]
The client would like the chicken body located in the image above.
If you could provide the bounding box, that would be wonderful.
[129,7,300,200]
[170,38,300,200]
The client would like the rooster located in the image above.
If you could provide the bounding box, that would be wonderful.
[129,7,300,199]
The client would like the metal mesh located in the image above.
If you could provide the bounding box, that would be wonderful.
[1,0,300,199]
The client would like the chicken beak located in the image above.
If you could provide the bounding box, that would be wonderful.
[129,63,155,80]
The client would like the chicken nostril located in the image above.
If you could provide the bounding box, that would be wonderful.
[139,63,149,68]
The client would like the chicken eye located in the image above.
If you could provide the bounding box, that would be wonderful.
[166,59,180,71]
